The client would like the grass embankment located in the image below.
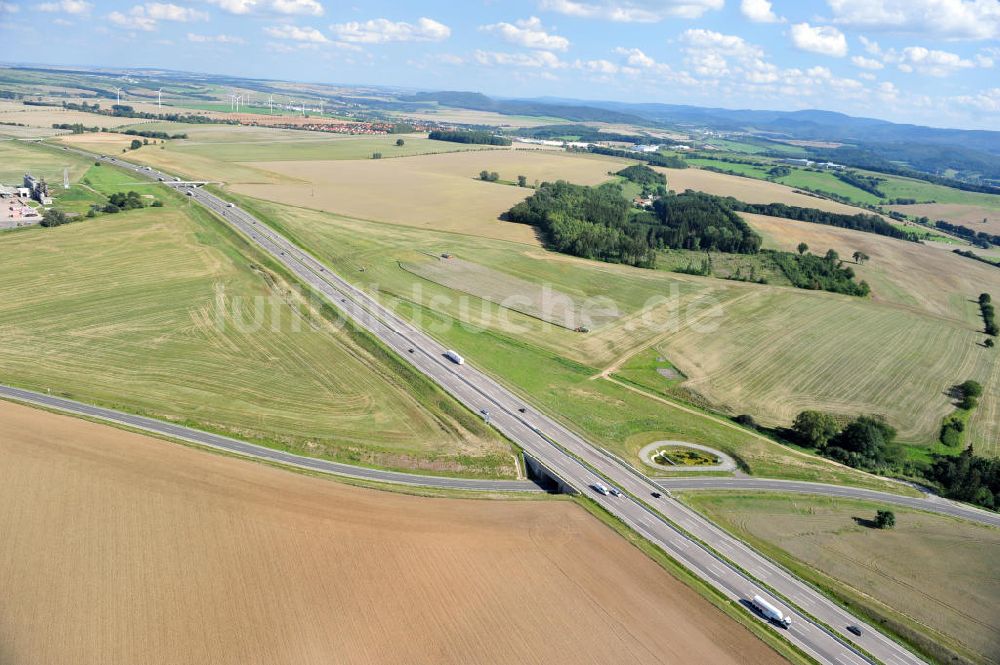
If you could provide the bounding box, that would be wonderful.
[681,492,1000,665]
[0,154,515,477]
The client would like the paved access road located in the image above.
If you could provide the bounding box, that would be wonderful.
[81,152,928,665]
[0,384,539,492]
[659,477,1000,528]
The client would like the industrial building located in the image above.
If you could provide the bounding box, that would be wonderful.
[23,173,53,205]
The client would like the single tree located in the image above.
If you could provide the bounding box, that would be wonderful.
[797,242,808,255]
[986,338,995,348]
[371,152,382,159]
[517,175,528,187]
[792,410,840,449]
[960,380,984,398]
[874,510,895,529]
[395,138,405,147]
[479,170,490,181]
[129,139,143,150]
[824,248,839,263]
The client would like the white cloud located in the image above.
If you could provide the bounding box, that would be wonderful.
[143,3,207,22]
[204,0,323,16]
[682,28,763,57]
[269,0,322,16]
[0,2,19,13]
[679,29,767,79]
[330,17,450,44]
[826,0,1000,40]
[187,32,244,43]
[614,46,656,68]
[895,46,976,76]
[539,0,723,22]
[858,35,881,55]
[480,16,569,51]
[108,9,156,30]
[474,49,566,69]
[790,22,848,57]
[740,0,782,23]
[264,24,329,43]
[37,0,90,14]
[107,3,205,32]
[952,87,1000,111]
[851,55,884,69]
[577,58,620,74]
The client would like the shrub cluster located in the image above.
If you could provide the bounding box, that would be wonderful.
[769,249,870,297]
[615,164,666,187]
[791,411,903,472]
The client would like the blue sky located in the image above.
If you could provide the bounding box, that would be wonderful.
[1,0,998,129]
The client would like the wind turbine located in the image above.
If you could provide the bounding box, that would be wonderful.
[267,94,273,114]
[114,87,123,105]
[156,88,162,110]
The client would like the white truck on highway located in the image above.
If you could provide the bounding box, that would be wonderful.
[751,595,792,628]
[444,350,465,365]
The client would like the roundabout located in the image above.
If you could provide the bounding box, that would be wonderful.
[639,441,736,473]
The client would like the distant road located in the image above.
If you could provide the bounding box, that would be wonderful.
[57,150,931,665]
[0,384,540,492]
[658,477,1000,528]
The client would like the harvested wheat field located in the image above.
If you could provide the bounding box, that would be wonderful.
[743,213,1000,321]
[657,167,874,216]
[0,400,785,665]
[230,150,623,243]
[889,203,1000,234]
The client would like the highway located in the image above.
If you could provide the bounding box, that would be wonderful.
[659,477,1000,528]
[82,152,929,665]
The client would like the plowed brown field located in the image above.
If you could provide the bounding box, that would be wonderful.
[0,400,785,665]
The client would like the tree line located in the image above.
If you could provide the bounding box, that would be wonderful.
[980,293,997,336]
[934,220,1000,248]
[428,130,511,146]
[719,198,917,241]
[953,248,1000,269]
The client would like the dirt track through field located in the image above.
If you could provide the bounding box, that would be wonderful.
[0,400,786,665]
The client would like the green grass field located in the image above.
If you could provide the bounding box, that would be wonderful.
[0,157,514,477]
[233,191,1000,451]
[209,192,930,491]
[0,139,93,185]
[683,156,884,205]
[873,172,1000,209]
[682,492,1000,665]
[168,134,500,162]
